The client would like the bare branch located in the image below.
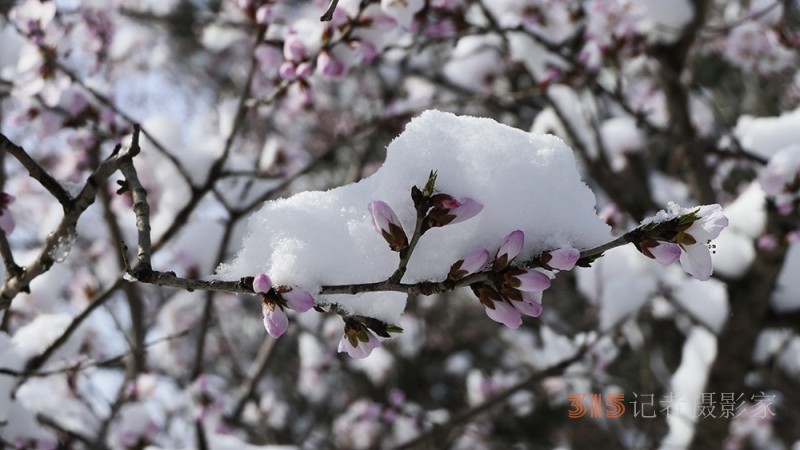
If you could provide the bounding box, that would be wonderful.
[226,336,278,423]
[393,345,590,449]
[0,140,138,310]
[320,0,340,21]
[0,133,72,206]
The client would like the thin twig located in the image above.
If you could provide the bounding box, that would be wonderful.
[390,199,427,283]
[226,336,278,423]
[0,133,72,206]
[320,0,340,21]
[0,140,137,310]
[2,328,190,378]
[392,346,591,450]
[37,414,106,449]
[21,278,123,376]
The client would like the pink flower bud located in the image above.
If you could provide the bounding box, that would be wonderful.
[447,197,483,225]
[351,40,377,65]
[511,291,543,317]
[338,325,381,359]
[295,62,313,78]
[448,248,490,280]
[542,246,580,271]
[283,35,306,62]
[484,299,523,329]
[757,234,778,251]
[262,301,288,338]
[255,5,272,24]
[426,194,483,228]
[279,61,296,80]
[505,268,551,292]
[252,273,272,293]
[317,51,346,79]
[281,288,314,312]
[368,200,408,252]
[495,230,524,269]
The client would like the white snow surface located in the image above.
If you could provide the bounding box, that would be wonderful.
[217,110,611,324]
[659,326,717,449]
[734,106,800,160]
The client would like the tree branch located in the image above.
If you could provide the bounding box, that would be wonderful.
[0,133,72,206]
[0,139,138,311]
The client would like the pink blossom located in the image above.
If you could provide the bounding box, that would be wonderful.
[426,194,483,227]
[252,273,272,293]
[648,241,681,265]
[505,268,551,292]
[484,299,523,329]
[10,0,56,35]
[295,62,313,78]
[380,0,425,29]
[317,51,346,79]
[757,235,778,251]
[759,144,800,208]
[677,204,729,281]
[495,230,524,269]
[279,62,296,80]
[338,326,381,359]
[0,193,15,235]
[368,200,408,251]
[283,35,306,62]
[637,239,681,265]
[510,291,543,318]
[448,248,490,280]
[255,5,272,24]
[542,246,580,271]
[262,301,288,338]
[448,197,483,224]
[351,40,377,65]
[281,288,314,312]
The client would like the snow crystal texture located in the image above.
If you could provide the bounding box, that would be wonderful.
[217,110,611,323]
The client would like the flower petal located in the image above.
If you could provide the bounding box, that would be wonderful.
[449,248,490,280]
[253,273,273,293]
[544,246,580,271]
[511,291,543,317]
[511,269,551,292]
[495,230,524,269]
[338,330,381,358]
[687,204,729,242]
[368,200,398,234]
[282,288,315,312]
[679,243,713,281]
[484,300,522,328]
[448,197,483,225]
[368,200,408,251]
[263,303,288,338]
[650,241,681,265]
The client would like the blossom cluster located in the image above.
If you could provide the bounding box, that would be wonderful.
[368,174,581,332]
[464,231,580,329]
[258,173,731,361]
[632,203,729,281]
